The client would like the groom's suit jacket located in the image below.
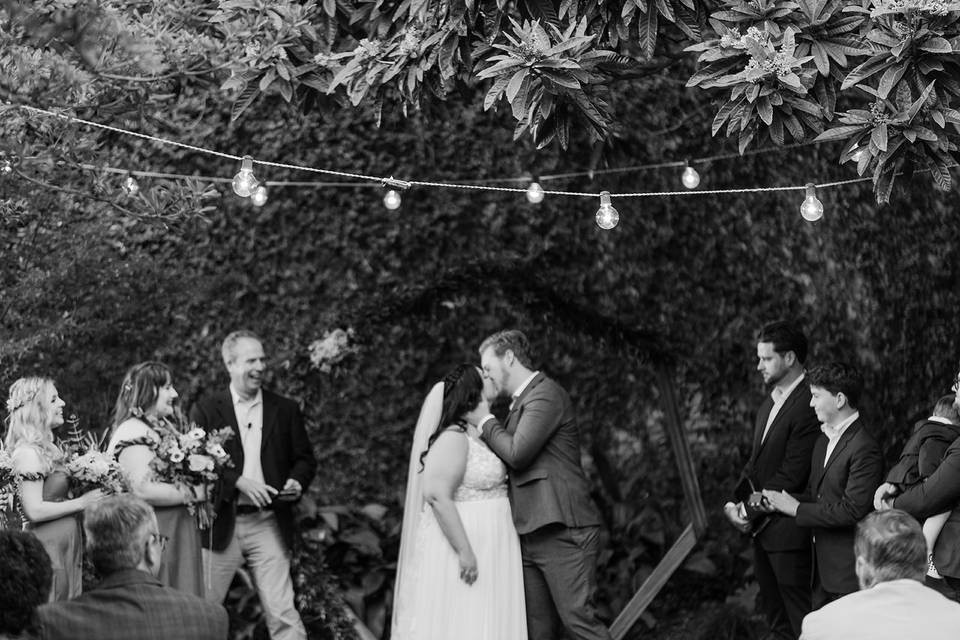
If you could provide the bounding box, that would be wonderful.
[794,419,883,594]
[481,372,601,535]
[744,383,820,552]
[190,389,317,551]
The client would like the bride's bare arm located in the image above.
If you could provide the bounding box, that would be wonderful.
[422,430,477,584]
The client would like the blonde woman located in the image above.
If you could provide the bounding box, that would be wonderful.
[5,377,103,601]
[106,362,205,597]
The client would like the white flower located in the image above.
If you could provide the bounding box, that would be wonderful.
[188,454,214,473]
[186,428,206,441]
[169,449,185,463]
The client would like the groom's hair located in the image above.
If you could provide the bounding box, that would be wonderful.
[479,330,534,369]
[757,320,808,365]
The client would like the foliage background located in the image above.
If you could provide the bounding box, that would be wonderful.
[3,2,960,638]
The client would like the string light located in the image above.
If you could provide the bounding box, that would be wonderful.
[231,155,259,197]
[383,189,402,210]
[121,174,139,195]
[251,185,268,206]
[526,181,545,204]
[681,163,700,189]
[595,191,619,230]
[800,183,824,222]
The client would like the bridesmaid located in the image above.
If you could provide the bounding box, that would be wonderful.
[5,377,103,601]
[106,362,205,597]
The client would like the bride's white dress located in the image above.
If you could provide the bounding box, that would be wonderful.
[393,434,527,640]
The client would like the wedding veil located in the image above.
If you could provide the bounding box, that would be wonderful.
[391,381,444,637]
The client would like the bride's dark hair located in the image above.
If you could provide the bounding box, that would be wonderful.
[419,364,483,470]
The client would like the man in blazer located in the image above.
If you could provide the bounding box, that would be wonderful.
[476,330,610,640]
[725,321,820,639]
[190,330,317,640]
[765,362,883,610]
[37,495,228,640]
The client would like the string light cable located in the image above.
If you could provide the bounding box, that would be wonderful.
[10,103,956,226]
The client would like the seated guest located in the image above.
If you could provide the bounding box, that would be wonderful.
[878,394,960,580]
[0,530,53,640]
[763,362,884,609]
[35,495,228,640]
[799,510,960,639]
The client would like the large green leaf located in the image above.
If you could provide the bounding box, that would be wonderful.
[841,55,893,90]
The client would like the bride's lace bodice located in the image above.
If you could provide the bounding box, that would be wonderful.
[454,436,508,502]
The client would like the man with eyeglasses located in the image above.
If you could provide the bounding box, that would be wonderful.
[35,495,228,640]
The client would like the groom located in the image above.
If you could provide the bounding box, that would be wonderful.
[476,330,611,640]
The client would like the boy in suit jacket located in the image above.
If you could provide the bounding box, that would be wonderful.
[764,362,883,610]
[476,330,610,640]
[725,321,820,639]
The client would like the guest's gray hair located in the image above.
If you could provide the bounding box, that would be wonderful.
[84,495,155,575]
[855,510,926,588]
[221,329,263,366]
[478,330,534,369]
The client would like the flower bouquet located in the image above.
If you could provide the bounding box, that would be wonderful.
[64,450,128,497]
[60,415,129,497]
[150,424,234,529]
[0,447,16,528]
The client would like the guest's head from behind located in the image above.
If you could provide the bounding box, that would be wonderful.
[756,320,807,386]
[4,377,64,461]
[0,530,53,637]
[479,329,535,398]
[419,364,486,469]
[111,362,178,432]
[932,394,959,424]
[854,509,926,590]
[85,495,164,578]
[221,330,266,398]
[807,362,863,425]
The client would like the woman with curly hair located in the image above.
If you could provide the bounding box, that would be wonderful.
[5,377,103,601]
[106,362,205,597]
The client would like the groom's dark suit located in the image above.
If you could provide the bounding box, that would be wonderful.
[481,372,610,640]
[190,389,316,552]
[742,382,820,638]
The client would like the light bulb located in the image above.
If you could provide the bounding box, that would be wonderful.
[231,155,259,197]
[681,165,700,189]
[800,183,824,222]
[526,181,545,204]
[122,175,139,195]
[383,189,402,210]
[251,185,268,206]
[595,191,619,230]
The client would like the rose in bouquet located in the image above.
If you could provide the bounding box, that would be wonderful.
[150,424,233,529]
[0,447,16,528]
[64,450,128,497]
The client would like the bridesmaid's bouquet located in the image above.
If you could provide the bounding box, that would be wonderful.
[64,450,128,496]
[60,415,128,497]
[0,447,16,528]
[150,424,234,529]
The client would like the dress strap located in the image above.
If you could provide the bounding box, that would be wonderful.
[111,436,158,460]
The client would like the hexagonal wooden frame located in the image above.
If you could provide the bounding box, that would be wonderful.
[609,364,707,640]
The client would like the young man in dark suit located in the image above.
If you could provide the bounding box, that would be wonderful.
[476,329,611,640]
[36,495,227,640]
[764,362,884,610]
[724,321,820,639]
[190,330,317,640]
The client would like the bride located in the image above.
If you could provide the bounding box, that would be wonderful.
[391,364,526,640]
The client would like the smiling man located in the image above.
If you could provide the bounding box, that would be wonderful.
[189,330,317,640]
[764,362,883,610]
